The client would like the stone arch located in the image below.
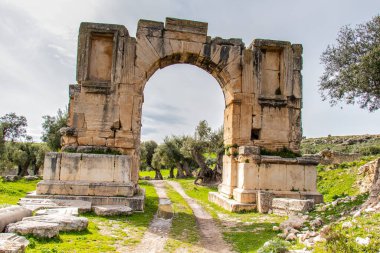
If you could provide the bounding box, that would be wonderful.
[44,17,322,213]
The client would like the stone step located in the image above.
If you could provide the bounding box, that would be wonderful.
[18,198,91,213]
[35,207,79,216]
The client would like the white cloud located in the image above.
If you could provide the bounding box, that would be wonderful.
[0,0,379,143]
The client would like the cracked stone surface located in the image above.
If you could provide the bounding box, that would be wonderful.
[0,233,29,253]
[22,215,88,232]
[35,207,79,216]
[6,220,60,238]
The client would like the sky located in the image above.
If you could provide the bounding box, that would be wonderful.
[0,0,379,143]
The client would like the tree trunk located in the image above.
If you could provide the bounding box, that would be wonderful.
[176,162,186,178]
[183,161,192,177]
[153,168,163,180]
[17,162,29,177]
[169,167,174,178]
[191,149,221,185]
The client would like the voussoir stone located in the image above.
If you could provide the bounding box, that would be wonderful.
[93,205,133,216]
[22,215,88,232]
[6,220,60,238]
[0,233,29,253]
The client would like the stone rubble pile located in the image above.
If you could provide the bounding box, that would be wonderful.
[1,200,135,252]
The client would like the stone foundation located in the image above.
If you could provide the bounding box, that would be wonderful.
[209,146,323,212]
[31,152,144,211]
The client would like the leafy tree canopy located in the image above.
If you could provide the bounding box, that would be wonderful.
[41,109,68,151]
[320,15,380,112]
[0,113,28,142]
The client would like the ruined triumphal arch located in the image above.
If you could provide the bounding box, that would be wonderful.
[35,18,322,211]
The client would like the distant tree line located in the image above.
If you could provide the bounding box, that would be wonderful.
[0,110,67,176]
[140,120,224,185]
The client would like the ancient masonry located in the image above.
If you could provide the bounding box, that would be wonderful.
[35,17,322,211]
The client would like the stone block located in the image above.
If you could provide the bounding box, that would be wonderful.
[237,162,259,190]
[208,192,256,212]
[238,146,260,155]
[286,164,305,191]
[257,191,274,213]
[93,205,133,216]
[0,206,32,232]
[233,188,256,203]
[0,233,29,253]
[157,198,174,219]
[165,17,208,35]
[288,199,314,212]
[19,198,91,213]
[43,153,62,180]
[23,215,88,232]
[79,154,115,182]
[6,221,60,238]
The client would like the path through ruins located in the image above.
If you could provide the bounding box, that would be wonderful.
[167,181,233,253]
[130,180,233,253]
[131,180,173,253]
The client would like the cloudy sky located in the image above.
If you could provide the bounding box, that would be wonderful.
[0,0,379,143]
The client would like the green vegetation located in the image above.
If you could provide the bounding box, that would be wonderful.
[0,178,40,204]
[260,147,300,158]
[164,183,200,252]
[139,168,177,179]
[317,156,378,202]
[301,134,380,155]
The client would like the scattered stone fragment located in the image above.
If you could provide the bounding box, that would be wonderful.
[23,175,40,181]
[342,221,353,229]
[6,220,60,238]
[0,233,29,253]
[272,225,280,231]
[3,175,19,182]
[280,216,306,230]
[93,205,133,216]
[22,215,88,232]
[286,233,297,241]
[310,217,323,228]
[157,199,174,220]
[356,237,370,246]
[0,206,32,232]
[35,207,79,216]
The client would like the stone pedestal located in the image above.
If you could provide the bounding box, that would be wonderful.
[29,152,144,211]
[209,146,323,213]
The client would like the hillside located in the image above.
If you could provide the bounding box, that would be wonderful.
[301,134,380,155]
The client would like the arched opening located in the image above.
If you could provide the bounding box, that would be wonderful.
[141,64,225,143]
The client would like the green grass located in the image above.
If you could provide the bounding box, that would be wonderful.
[164,182,200,252]
[0,178,40,204]
[139,168,177,179]
[317,156,379,202]
[24,181,158,252]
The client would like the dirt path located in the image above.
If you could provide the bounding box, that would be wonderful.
[131,180,173,253]
[167,181,234,253]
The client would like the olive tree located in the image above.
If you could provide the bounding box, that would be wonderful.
[320,15,380,111]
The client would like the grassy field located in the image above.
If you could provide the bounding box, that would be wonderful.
[1,150,380,252]
[0,178,40,205]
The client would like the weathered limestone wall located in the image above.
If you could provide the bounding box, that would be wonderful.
[48,17,318,211]
[61,17,304,172]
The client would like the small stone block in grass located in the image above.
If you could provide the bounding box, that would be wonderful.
[6,220,60,238]
[93,205,133,216]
